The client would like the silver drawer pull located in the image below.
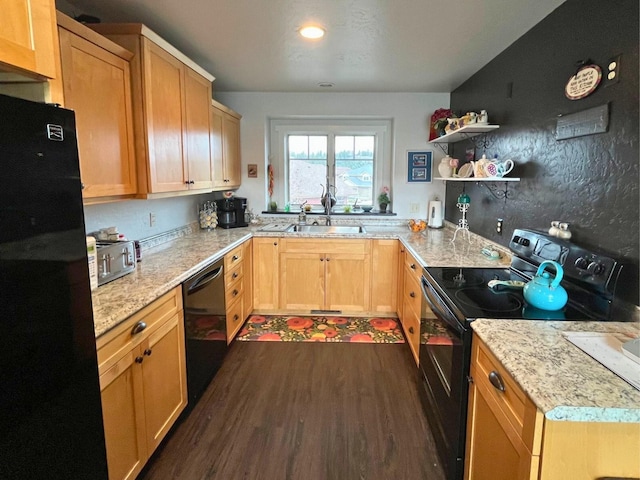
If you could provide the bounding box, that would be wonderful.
[131,321,147,335]
[489,371,506,392]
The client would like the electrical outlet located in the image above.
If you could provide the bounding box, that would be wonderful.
[149,212,156,227]
[496,218,503,235]
[410,203,420,213]
[605,55,621,86]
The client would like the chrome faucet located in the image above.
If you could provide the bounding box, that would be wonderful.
[322,176,333,225]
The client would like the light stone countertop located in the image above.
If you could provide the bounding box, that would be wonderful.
[92,222,509,337]
[471,319,640,422]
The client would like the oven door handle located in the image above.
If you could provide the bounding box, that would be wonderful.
[421,276,466,336]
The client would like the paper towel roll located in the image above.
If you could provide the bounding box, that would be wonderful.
[428,200,443,229]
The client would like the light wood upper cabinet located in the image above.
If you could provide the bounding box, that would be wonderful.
[0,0,58,80]
[89,23,215,197]
[57,12,137,201]
[210,99,242,189]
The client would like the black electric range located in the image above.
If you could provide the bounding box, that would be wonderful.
[418,229,623,480]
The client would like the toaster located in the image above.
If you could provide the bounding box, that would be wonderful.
[96,240,136,286]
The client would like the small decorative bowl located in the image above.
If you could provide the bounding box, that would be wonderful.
[408,219,427,232]
[361,205,373,212]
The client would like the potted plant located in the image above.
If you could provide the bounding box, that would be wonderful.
[377,186,390,213]
[268,200,278,212]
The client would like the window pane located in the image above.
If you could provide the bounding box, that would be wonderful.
[335,136,354,159]
[355,136,374,159]
[288,136,308,159]
[288,135,328,206]
[336,159,373,205]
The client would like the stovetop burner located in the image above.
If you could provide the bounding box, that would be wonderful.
[454,287,523,314]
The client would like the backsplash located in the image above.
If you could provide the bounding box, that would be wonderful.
[446,0,639,307]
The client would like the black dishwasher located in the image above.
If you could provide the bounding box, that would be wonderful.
[182,258,227,406]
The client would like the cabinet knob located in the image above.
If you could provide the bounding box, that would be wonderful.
[232,255,239,261]
[135,356,144,364]
[233,314,239,321]
[143,349,152,356]
[409,291,416,298]
[410,263,416,270]
[273,242,278,246]
[232,289,239,296]
[326,257,330,262]
[320,258,324,262]
[408,326,414,334]
[488,371,506,392]
[131,321,147,335]
[232,272,238,279]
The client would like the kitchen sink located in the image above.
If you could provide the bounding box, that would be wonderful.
[286,224,367,234]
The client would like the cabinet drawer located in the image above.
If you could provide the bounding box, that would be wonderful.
[403,266,422,316]
[402,305,420,366]
[224,245,244,270]
[404,251,421,281]
[282,238,369,254]
[226,295,244,343]
[225,279,244,307]
[97,287,182,371]
[471,338,542,455]
[225,261,244,288]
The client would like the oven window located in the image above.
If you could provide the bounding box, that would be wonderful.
[421,312,462,397]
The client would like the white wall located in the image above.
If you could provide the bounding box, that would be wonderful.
[216,92,449,219]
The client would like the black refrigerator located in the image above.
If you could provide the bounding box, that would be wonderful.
[0,94,108,478]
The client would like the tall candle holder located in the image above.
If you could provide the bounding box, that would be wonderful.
[451,191,471,243]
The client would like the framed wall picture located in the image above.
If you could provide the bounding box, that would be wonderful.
[407,150,432,183]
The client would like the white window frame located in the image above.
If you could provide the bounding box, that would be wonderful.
[268,118,393,209]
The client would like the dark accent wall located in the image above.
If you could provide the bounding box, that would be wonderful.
[447,0,639,310]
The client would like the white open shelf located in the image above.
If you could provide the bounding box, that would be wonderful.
[429,124,499,144]
[438,177,520,182]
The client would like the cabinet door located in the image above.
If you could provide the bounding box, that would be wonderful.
[183,67,212,189]
[209,104,225,188]
[142,39,187,192]
[140,313,187,453]
[58,27,137,199]
[222,112,241,187]
[325,252,370,312]
[100,350,147,480]
[0,0,57,79]
[253,238,280,310]
[464,374,537,480]
[280,252,325,310]
[397,245,406,321]
[242,240,254,320]
[370,239,398,313]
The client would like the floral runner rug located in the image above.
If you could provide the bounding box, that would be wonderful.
[236,315,405,343]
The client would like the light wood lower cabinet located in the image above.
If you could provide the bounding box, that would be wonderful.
[370,239,399,313]
[224,240,253,342]
[97,287,186,480]
[398,247,422,365]
[253,237,280,310]
[279,239,371,313]
[466,334,640,480]
[57,12,137,201]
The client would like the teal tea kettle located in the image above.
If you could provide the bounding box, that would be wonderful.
[523,260,568,311]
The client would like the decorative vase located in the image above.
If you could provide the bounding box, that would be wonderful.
[379,203,388,213]
[438,156,453,178]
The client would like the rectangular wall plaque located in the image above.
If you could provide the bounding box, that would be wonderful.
[556,103,609,140]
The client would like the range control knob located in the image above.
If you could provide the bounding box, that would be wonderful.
[574,257,590,270]
[587,261,605,276]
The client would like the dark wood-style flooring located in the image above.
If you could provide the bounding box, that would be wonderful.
[140,341,445,480]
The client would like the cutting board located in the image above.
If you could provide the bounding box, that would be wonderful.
[563,332,640,391]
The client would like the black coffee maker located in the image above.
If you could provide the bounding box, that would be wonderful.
[215,197,248,228]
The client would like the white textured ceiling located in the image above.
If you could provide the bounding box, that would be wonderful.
[61,0,566,93]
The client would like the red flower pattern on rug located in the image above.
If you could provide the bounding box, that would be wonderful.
[236,315,404,343]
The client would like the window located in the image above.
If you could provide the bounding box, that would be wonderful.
[270,118,391,209]
[287,134,375,207]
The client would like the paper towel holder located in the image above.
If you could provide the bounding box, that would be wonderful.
[428,199,444,229]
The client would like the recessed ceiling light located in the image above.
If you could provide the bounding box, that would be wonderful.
[318,82,334,88]
[299,25,325,39]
